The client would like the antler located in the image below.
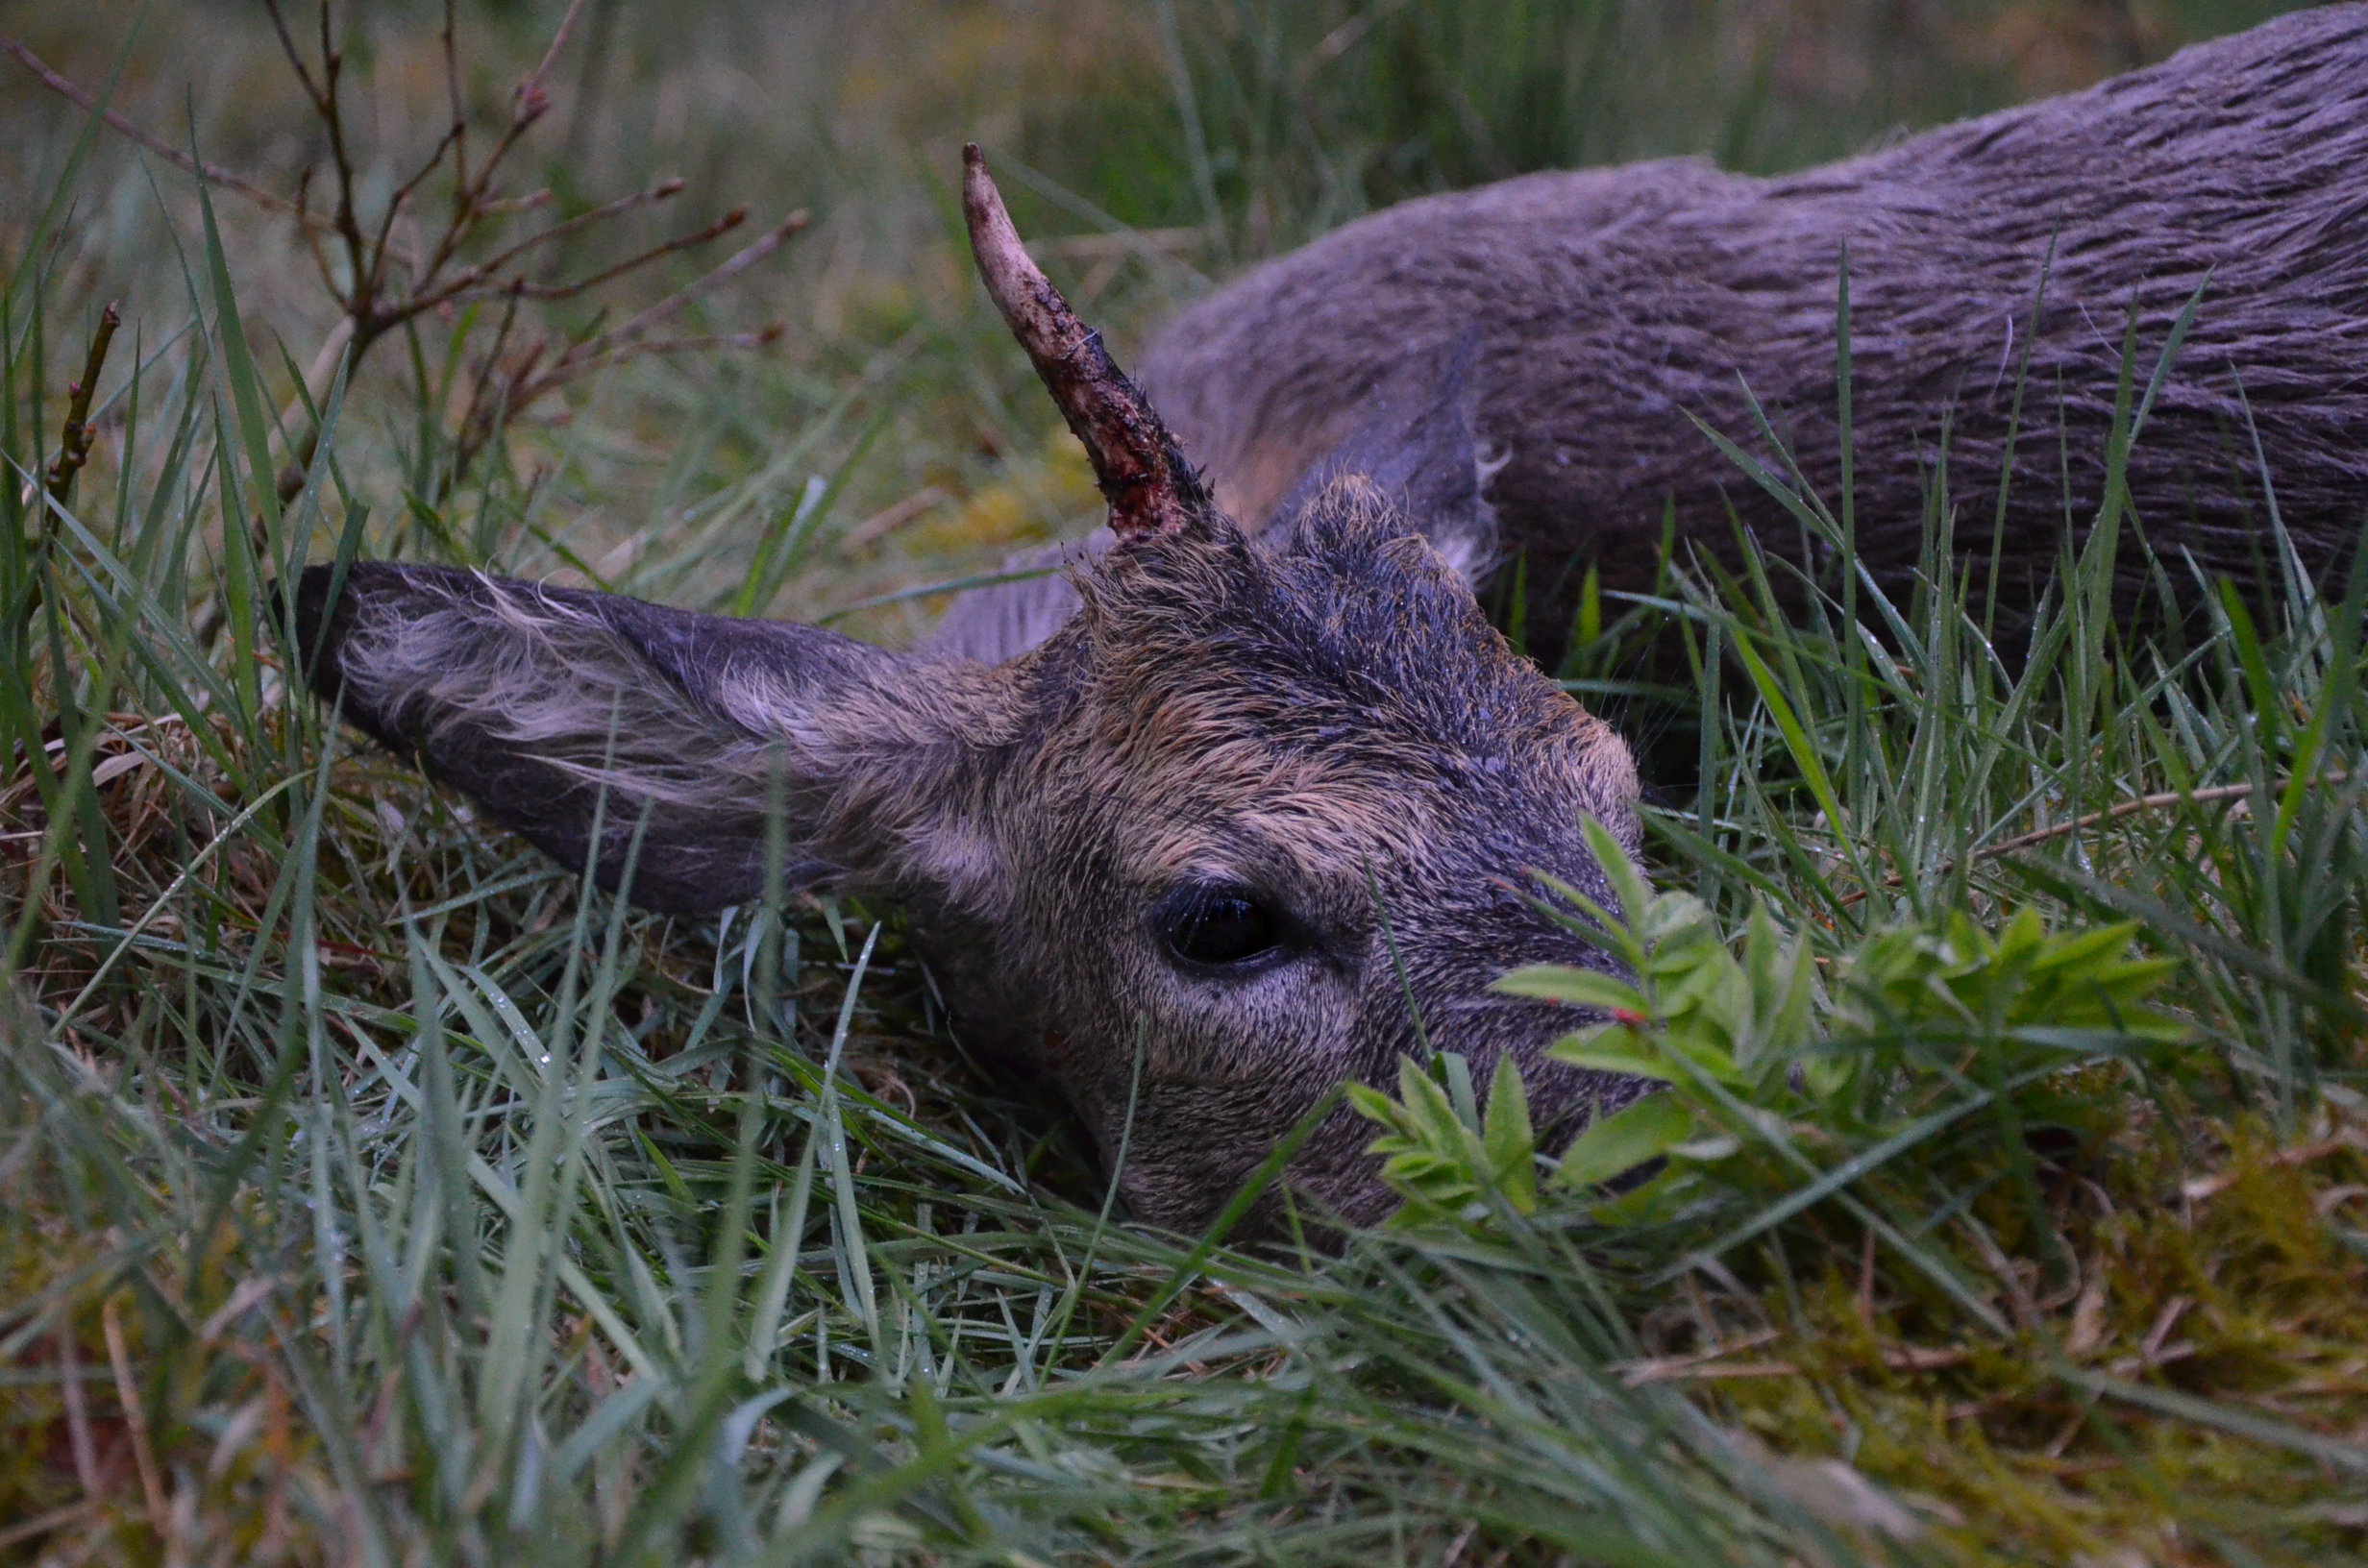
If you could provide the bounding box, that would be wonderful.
[962,144,1210,542]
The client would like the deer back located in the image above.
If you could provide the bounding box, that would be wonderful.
[928,6,2368,668]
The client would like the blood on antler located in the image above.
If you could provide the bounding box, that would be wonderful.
[961,144,1209,543]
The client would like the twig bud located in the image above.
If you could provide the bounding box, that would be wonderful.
[45,301,121,503]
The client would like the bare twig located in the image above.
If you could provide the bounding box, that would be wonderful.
[1975,772,2350,857]
[842,487,950,552]
[440,0,468,192]
[260,0,324,106]
[299,4,372,324]
[10,6,799,509]
[523,324,788,393]
[0,36,316,224]
[478,187,555,218]
[486,204,749,304]
[578,208,809,358]
[56,1326,101,1498]
[23,302,124,619]
[362,119,468,294]
[1616,1339,1971,1386]
[46,301,120,502]
[518,0,592,124]
[462,178,681,280]
[0,1504,96,1554]
[2181,1122,2368,1201]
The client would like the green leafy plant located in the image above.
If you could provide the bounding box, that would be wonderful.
[1357,818,2192,1236]
[1345,1050,1539,1226]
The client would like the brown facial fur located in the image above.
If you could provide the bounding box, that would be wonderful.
[292,470,1644,1235]
[971,477,1644,1228]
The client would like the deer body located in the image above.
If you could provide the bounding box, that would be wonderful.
[935,7,2368,667]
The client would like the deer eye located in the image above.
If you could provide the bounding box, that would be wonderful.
[1156,884,1283,971]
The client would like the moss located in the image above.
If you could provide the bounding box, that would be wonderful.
[1707,1114,2368,1565]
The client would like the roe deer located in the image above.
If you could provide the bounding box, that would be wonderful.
[293,148,1646,1235]
[934,5,2368,668]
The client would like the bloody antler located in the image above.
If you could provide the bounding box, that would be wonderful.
[961,144,1209,542]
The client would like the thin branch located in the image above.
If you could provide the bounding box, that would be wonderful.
[525,323,786,394]
[477,187,555,217]
[292,168,338,292]
[24,302,119,614]
[362,119,466,305]
[54,1329,100,1499]
[444,2,585,239]
[1978,772,2352,857]
[312,5,371,309]
[462,178,684,281]
[0,35,322,225]
[22,0,802,510]
[366,200,775,344]
[578,208,809,355]
[449,291,533,479]
[841,486,950,552]
[100,1301,168,1536]
[46,302,121,502]
[259,0,325,108]
[441,0,468,196]
[515,0,591,128]
[485,204,749,304]
[415,106,548,287]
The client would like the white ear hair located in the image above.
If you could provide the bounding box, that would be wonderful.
[1426,439,1508,588]
[340,574,774,810]
[300,562,1017,916]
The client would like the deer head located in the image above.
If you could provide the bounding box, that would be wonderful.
[292,148,1648,1234]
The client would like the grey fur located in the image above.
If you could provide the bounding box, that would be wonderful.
[950,8,2368,664]
[297,564,1017,918]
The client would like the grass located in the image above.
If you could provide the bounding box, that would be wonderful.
[3,1,2361,1563]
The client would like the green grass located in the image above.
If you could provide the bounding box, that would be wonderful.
[3,2,2361,1563]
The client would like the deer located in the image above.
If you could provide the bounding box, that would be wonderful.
[292,148,1648,1237]
[932,5,2368,670]
[294,7,2368,1235]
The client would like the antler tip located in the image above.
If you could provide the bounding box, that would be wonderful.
[957,142,1200,543]
[961,144,1004,233]
[962,144,994,216]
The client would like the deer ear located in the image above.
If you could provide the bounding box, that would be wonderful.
[292,562,1014,916]
[1270,360,1499,584]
